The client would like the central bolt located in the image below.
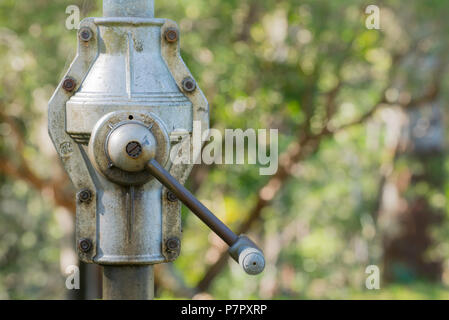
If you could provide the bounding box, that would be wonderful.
[126,141,143,158]
[107,122,158,172]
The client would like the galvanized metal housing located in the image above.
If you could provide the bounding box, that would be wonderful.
[48,7,209,265]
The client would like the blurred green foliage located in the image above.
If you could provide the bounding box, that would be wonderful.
[1,0,449,299]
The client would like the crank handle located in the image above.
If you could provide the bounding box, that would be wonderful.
[146,159,265,275]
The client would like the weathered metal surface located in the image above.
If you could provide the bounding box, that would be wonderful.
[50,0,210,267]
[160,19,210,261]
[103,265,154,300]
[48,18,99,263]
[103,0,154,18]
[50,0,265,300]
[88,113,171,265]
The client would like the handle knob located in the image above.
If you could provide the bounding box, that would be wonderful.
[229,235,265,275]
[239,248,265,275]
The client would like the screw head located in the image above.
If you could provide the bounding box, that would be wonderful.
[165,28,179,43]
[126,141,143,159]
[62,77,76,92]
[166,237,181,252]
[182,77,196,92]
[167,191,178,202]
[78,189,92,203]
[79,238,92,253]
[79,27,93,42]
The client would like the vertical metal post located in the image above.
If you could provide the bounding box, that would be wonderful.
[103,266,154,300]
[103,0,155,18]
[101,0,156,300]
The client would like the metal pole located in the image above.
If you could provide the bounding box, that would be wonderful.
[103,0,155,18]
[101,0,156,301]
[103,266,154,300]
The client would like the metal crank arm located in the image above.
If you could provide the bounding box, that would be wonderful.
[146,159,265,275]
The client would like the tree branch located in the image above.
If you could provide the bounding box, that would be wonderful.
[0,109,75,213]
[194,53,410,293]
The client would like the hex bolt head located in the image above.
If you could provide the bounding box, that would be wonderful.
[79,238,92,253]
[182,77,197,92]
[167,191,178,202]
[62,77,76,92]
[79,27,93,42]
[78,189,92,203]
[164,28,179,43]
[166,237,181,252]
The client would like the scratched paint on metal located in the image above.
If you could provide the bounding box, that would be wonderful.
[48,18,99,263]
[160,19,210,261]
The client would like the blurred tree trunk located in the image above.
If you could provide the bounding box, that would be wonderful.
[380,103,445,282]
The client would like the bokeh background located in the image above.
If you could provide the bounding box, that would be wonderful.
[1,0,449,299]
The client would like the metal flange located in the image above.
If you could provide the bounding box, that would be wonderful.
[89,111,170,186]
